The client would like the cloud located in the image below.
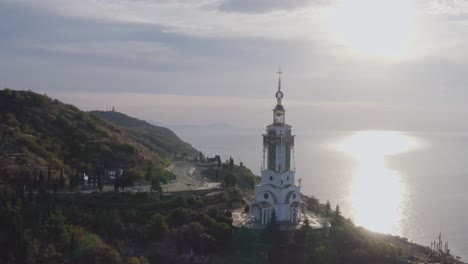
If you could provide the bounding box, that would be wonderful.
[217,0,331,13]
[7,0,326,40]
[0,1,332,96]
[2,0,468,133]
[426,0,468,15]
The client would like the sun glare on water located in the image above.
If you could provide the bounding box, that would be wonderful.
[337,131,418,234]
[325,0,414,57]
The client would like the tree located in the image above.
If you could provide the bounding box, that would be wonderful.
[97,174,103,192]
[47,161,51,189]
[38,170,45,194]
[172,221,208,254]
[314,246,337,264]
[223,173,237,188]
[264,210,280,244]
[200,233,216,255]
[335,204,340,216]
[41,244,66,264]
[267,210,279,230]
[299,217,312,245]
[149,176,162,193]
[69,171,75,190]
[331,204,341,226]
[127,257,149,264]
[144,164,154,181]
[69,226,123,263]
[302,217,311,231]
[184,222,205,253]
[59,168,64,189]
[166,208,191,228]
[114,174,119,192]
[27,180,34,202]
[145,165,162,193]
[324,200,331,218]
[323,200,332,227]
[42,211,70,245]
[147,213,168,240]
[229,156,234,170]
[120,169,140,189]
[4,200,26,262]
[92,175,96,187]
[24,239,39,264]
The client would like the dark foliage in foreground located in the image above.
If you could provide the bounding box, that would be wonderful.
[0,184,236,264]
[2,180,455,264]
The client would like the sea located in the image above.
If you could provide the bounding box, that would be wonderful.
[172,126,468,260]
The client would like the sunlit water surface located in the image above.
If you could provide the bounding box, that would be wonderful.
[335,131,420,234]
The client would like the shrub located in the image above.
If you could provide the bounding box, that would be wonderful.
[146,213,168,240]
[70,226,123,263]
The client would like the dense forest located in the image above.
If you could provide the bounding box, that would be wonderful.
[1,180,442,264]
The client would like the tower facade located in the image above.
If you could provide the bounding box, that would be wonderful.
[249,73,307,225]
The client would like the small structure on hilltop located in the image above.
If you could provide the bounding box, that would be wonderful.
[248,72,307,227]
[426,232,460,264]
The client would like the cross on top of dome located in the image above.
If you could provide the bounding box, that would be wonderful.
[275,70,284,99]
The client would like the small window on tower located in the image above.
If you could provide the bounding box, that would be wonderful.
[269,176,273,181]
[264,193,269,199]
[281,180,283,185]
[287,176,290,181]
[293,193,296,199]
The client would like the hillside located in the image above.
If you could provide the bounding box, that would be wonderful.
[0,89,195,183]
[91,110,197,158]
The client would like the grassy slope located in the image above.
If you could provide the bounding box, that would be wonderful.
[91,110,198,160]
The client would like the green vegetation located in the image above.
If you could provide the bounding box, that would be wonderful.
[196,160,256,207]
[0,171,462,264]
[0,185,238,263]
[224,207,436,264]
[201,161,258,192]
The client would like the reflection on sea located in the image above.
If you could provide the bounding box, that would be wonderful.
[336,131,419,234]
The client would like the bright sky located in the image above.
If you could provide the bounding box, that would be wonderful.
[2,0,468,131]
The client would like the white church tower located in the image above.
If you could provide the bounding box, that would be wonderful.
[249,72,307,226]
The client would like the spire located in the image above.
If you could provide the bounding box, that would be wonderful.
[275,70,284,105]
[277,69,282,92]
[273,70,285,124]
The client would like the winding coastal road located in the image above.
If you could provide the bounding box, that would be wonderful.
[163,161,201,192]
[67,161,219,193]
[163,161,220,192]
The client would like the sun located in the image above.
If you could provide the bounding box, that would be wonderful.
[325,0,414,58]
